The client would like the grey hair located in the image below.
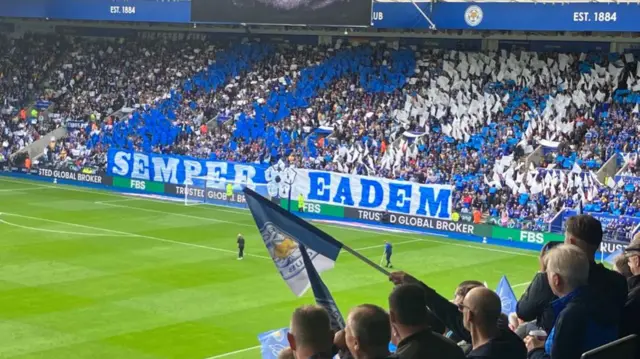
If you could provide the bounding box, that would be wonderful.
[545,244,589,291]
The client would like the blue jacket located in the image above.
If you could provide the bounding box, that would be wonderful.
[528,287,619,359]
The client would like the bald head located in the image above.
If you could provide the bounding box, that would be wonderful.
[464,287,502,327]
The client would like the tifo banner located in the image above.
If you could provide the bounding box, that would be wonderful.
[491,226,563,245]
[287,169,452,220]
[191,0,372,26]
[107,149,268,189]
[344,207,491,237]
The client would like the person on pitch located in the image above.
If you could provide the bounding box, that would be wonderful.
[226,182,233,203]
[298,193,305,213]
[384,240,393,268]
[237,233,245,260]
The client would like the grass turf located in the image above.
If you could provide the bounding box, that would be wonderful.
[0,177,538,359]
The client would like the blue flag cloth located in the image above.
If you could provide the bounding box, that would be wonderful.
[496,275,518,315]
[258,328,290,359]
[299,243,345,332]
[243,188,344,296]
[604,247,625,265]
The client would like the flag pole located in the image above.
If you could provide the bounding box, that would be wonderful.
[341,245,391,276]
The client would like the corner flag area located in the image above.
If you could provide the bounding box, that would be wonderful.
[0,177,536,359]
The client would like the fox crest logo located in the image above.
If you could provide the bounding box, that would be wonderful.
[464,5,483,27]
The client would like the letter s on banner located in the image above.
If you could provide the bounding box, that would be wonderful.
[112,150,131,176]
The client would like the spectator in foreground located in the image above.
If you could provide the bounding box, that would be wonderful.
[389,272,526,359]
[345,304,394,359]
[287,305,334,359]
[622,239,640,359]
[526,244,618,359]
[517,215,627,333]
[614,253,633,279]
[447,280,485,343]
[389,284,465,359]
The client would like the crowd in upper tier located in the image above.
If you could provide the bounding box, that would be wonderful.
[3,32,640,239]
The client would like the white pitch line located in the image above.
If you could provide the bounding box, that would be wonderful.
[0,219,131,238]
[354,238,425,251]
[204,345,261,359]
[95,201,255,228]
[512,281,531,288]
[0,187,49,192]
[93,198,138,204]
[0,211,270,260]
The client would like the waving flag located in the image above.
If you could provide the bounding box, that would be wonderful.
[243,188,344,296]
[258,328,289,359]
[243,188,389,296]
[496,275,518,315]
[299,243,345,331]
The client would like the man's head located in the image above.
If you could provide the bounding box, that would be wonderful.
[459,287,502,335]
[453,280,484,305]
[564,215,603,258]
[345,304,391,359]
[545,244,589,297]
[238,233,242,237]
[287,305,334,357]
[613,253,633,279]
[625,238,640,276]
[389,284,442,337]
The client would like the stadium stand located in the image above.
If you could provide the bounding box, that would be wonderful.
[4,32,640,242]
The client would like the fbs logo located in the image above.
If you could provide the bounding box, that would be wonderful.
[520,231,544,244]
[304,203,322,214]
[130,179,146,190]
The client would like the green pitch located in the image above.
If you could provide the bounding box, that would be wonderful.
[0,177,538,359]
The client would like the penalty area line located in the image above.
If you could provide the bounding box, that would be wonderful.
[0,218,132,238]
[204,345,261,359]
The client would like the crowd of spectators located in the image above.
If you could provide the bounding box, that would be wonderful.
[278,215,639,359]
[5,33,640,238]
[1,33,640,359]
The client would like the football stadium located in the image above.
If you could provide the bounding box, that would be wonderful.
[0,0,639,358]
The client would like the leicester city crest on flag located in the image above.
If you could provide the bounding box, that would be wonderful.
[259,222,335,296]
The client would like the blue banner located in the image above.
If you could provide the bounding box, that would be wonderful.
[2,0,640,32]
[371,2,640,32]
[66,120,85,131]
[107,149,268,188]
[0,0,191,23]
[615,175,640,187]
